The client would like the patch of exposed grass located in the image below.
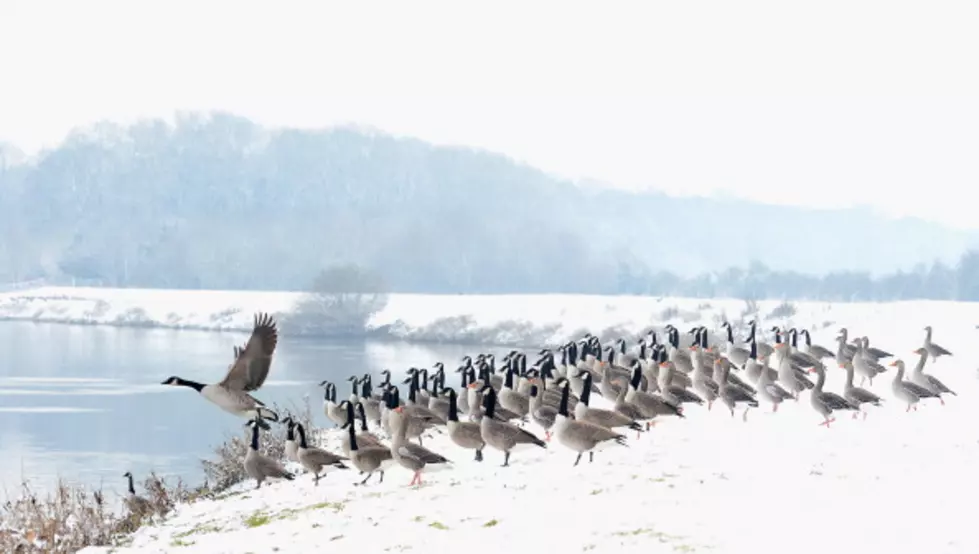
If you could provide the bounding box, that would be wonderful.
[482,519,499,527]
[428,521,449,530]
[243,511,271,528]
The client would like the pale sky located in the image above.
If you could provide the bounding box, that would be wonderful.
[1,0,978,227]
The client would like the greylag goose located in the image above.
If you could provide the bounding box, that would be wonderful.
[807,364,858,427]
[162,313,279,428]
[888,359,939,411]
[922,326,953,362]
[476,384,546,466]
[243,418,295,489]
[859,336,893,362]
[690,341,720,411]
[715,358,759,421]
[773,342,814,398]
[909,347,956,405]
[851,339,887,387]
[389,406,451,486]
[442,388,486,461]
[657,359,705,407]
[756,355,793,413]
[553,379,628,466]
[841,361,883,420]
[294,422,348,485]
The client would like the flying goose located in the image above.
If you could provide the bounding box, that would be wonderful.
[162,313,279,427]
[122,472,152,517]
[389,406,452,486]
[909,347,956,405]
[441,388,486,461]
[295,422,348,485]
[840,361,883,419]
[807,364,858,427]
[552,378,628,466]
[922,326,953,362]
[888,359,938,412]
[574,371,644,436]
[243,418,295,489]
[476,383,546,467]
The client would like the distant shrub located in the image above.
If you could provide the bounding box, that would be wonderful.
[766,301,797,320]
[659,305,680,321]
[279,264,389,338]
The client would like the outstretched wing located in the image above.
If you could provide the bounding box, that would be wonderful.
[220,313,278,391]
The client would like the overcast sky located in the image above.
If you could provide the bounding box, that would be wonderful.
[1,0,977,227]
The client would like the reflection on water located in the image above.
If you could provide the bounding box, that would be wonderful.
[0,322,493,499]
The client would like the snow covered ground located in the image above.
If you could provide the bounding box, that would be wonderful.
[5,286,979,552]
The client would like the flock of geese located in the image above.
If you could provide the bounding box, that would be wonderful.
[121,313,958,510]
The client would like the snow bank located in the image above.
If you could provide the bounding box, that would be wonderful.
[4,286,977,348]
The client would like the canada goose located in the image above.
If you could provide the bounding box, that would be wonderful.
[909,347,956,404]
[243,418,295,489]
[841,361,883,419]
[720,322,750,367]
[807,364,858,427]
[384,387,438,444]
[358,376,382,426]
[294,422,348,485]
[552,378,627,466]
[161,313,279,427]
[625,361,684,427]
[282,417,299,463]
[888,359,939,412]
[745,320,774,358]
[400,378,447,426]
[498,363,531,419]
[344,408,396,486]
[319,382,347,427]
[338,401,384,457]
[426,371,452,422]
[715,359,759,421]
[785,329,823,368]
[404,368,432,405]
[743,340,776,385]
[798,329,834,360]
[441,388,486,461]
[476,384,546,467]
[122,472,152,517]
[528,383,558,441]
[453,365,472,415]
[922,326,953,362]
[389,406,452,486]
[574,371,644,436]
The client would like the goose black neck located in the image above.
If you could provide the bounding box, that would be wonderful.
[296,423,309,449]
[504,366,515,389]
[286,423,294,441]
[346,417,359,451]
[174,378,205,392]
[323,384,331,401]
[357,403,370,431]
[483,388,497,419]
[580,374,592,406]
[630,366,641,389]
[558,382,570,416]
[250,423,260,451]
[446,389,459,421]
[127,474,135,495]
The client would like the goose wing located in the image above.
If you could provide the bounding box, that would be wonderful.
[847,387,882,405]
[402,443,451,464]
[818,391,857,410]
[304,446,348,466]
[925,374,956,395]
[902,381,938,398]
[220,313,278,391]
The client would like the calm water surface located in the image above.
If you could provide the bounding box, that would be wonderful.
[0,322,492,498]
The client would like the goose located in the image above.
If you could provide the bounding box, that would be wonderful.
[465,380,524,424]
[860,336,893,361]
[344,407,396,486]
[664,327,695,374]
[625,361,685,427]
[851,339,887,387]
[401,377,447,426]
[690,345,720,411]
[122,472,152,517]
[358,375,383,425]
[389,406,452,486]
[552,378,627,466]
[841,361,883,420]
[528,383,558,441]
[574,371,644,436]
[345,375,362,405]
[652,344,692,389]
[772,328,819,369]
[807,364,859,427]
[453,365,472,415]
[384,387,438,444]
[887,359,938,412]
[785,329,823,368]
[612,376,654,438]
[720,322,750,367]
[922,326,953,362]
[498,362,531,419]
[338,401,384,457]
[243,418,295,489]
[476,383,546,467]
[319,382,347,427]
[294,422,348,485]
[426,371,452,422]
[773,342,814,398]
[480,355,505,391]
[744,340,776,385]
[745,320,774,358]
[798,329,834,360]
[441,388,486,461]
[756,354,793,413]
[909,347,956,405]
[715,358,759,421]
[282,417,299,463]
[657,359,705,407]
[161,313,279,427]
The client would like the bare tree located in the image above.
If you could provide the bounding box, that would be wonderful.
[280,264,389,337]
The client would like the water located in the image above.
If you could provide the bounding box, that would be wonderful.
[0,321,486,498]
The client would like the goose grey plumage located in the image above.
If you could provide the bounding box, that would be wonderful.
[715,358,759,421]
[389,405,452,485]
[528,383,558,441]
[553,379,627,466]
[243,418,295,489]
[358,375,383,425]
[574,371,644,435]
[294,422,348,485]
[442,388,486,461]
[807,364,859,427]
[162,313,279,427]
[922,326,953,362]
[338,401,384,457]
[841,361,883,419]
[756,353,793,413]
[887,359,939,412]
[476,384,546,467]
[498,362,531,419]
[799,329,834,360]
[909,347,956,405]
[344,404,396,486]
[625,361,685,427]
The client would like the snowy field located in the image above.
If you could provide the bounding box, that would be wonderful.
[3,286,978,552]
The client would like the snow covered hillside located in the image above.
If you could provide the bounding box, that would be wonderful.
[2,286,977,349]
